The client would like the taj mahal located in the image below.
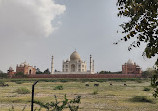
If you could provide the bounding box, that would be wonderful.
[51,51,95,74]
[7,51,142,76]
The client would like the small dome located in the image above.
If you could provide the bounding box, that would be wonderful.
[127,59,134,65]
[66,59,69,62]
[70,51,81,61]
[20,61,28,66]
[9,67,13,70]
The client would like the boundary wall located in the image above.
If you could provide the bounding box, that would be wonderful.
[28,74,142,78]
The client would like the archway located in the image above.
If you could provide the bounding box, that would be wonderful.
[29,69,32,74]
[71,64,75,72]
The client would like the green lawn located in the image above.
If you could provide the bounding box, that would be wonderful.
[0,79,158,111]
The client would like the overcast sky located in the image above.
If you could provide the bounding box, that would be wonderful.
[0,0,157,73]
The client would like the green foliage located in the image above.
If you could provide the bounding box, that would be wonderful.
[130,96,153,103]
[0,81,5,85]
[34,94,81,111]
[136,80,142,83]
[0,70,3,73]
[142,68,157,78]
[43,68,50,74]
[92,89,98,95]
[142,71,151,78]
[54,85,63,90]
[0,81,9,87]
[99,71,122,74]
[15,81,24,84]
[36,68,43,74]
[15,87,30,94]
[151,74,158,98]
[143,87,151,91]
[116,0,158,68]
[60,79,68,82]
[0,73,8,78]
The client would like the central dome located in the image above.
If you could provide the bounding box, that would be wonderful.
[70,51,81,61]
[127,59,134,65]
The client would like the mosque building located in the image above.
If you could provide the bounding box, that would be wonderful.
[8,61,36,76]
[51,51,95,74]
[16,62,36,75]
[122,59,142,74]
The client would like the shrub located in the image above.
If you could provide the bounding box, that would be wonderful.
[51,80,57,82]
[15,87,30,94]
[92,88,98,95]
[96,79,106,82]
[34,94,81,111]
[15,81,23,84]
[54,85,63,90]
[136,80,142,83]
[60,79,68,82]
[0,81,9,87]
[130,96,153,103]
[0,73,8,78]
[92,90,98,95]
[143,87,151,91]
[0,81,5,85]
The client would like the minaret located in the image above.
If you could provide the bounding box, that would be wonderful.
[92,60,94,73]
[90,55,92,73]
[51,56,54,74]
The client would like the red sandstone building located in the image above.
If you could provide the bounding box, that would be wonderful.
[8,62,36,77]
[122,59,142,74]
[16,62,36,75]
[7,67,16,77]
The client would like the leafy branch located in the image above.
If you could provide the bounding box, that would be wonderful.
[34,94,81,111]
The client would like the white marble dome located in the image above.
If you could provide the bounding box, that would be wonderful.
[70,51,81,61]
[127,59,134,65]
[20,61,28,67]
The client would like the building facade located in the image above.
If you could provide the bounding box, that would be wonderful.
[16,62,36,75]
[51,51,95,74]
[122,59,141,74]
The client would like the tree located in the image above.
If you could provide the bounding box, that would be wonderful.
[0,73,8,78]
[99,71,122,74]
[142,68,157,78]
[0,70,7,78]
[43,68,50,74]
[116,0,158,69]
[0,70,3,74]
[116,0,158,97]
[36,68,43,74]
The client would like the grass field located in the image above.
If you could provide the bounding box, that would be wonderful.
[0,78,158,111]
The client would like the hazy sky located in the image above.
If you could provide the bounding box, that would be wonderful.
[0,0,157,73]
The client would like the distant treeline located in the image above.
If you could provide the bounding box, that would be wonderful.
[99,71,122,74]
[36,68,50,74]
[0,73,8,78]
[0,72,27,78]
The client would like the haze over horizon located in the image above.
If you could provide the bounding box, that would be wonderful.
[0,0,156,73]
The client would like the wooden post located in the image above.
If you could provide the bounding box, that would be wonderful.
[31,81,38,111]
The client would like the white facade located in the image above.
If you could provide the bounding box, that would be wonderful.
[51,51,95,74]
